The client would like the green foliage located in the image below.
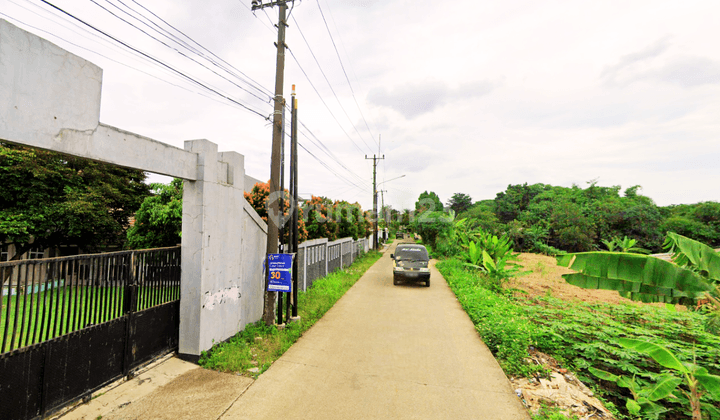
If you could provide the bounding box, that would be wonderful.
[602,235,651,254]
[663,232,720,284]
[447,192,473,214]
[412,210,453,250]
[415,190,443,213]
[460,230,524,289]
[454,181,719,256]
[126,179,183,249]
[526,296,720,419]
[0,143,150,257]
[607,338,720,419]
[557,251,714,304]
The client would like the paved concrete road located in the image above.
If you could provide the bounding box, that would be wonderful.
[222,241,528,419]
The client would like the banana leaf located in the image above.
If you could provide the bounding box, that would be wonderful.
[647,374,682,402]
[557,252,714,304]
[618,338,687,372]
[696,373,720,400]
[664,232,720,282]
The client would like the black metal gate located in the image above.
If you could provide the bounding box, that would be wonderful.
[0,247,181,420]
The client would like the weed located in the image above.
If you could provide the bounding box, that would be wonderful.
[531,402,579,420]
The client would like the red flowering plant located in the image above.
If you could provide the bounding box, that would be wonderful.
[244,180,308,243]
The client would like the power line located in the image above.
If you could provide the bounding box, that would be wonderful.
[125,0,274,97]
[293,121,371,188]
[286,47,366,154]
[291,15,374,155]
[88,0,271,103]
[296,141,369,193]
[315,0,378,150]
[37,0,270,120]
[235,0,276,34]
[0,10,240,110]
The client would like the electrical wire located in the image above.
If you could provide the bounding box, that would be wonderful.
[89,0,271,103]
[286,47,366,154]
[236,0,276,34]
[315,0,378,150]
[37,0,270,120]
[126,0,274,96]
[292,15,374,156]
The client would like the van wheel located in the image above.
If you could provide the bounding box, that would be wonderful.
[393,277,400,286]
[425,279,430,287]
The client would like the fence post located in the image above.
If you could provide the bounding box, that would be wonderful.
[303,245,307,291]
[122,252,138,377]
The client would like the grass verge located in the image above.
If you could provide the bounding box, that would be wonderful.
[198,250,382,376]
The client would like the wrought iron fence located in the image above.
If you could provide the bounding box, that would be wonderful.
[0,246,180,354]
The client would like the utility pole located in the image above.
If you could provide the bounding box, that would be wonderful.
[290,85,299,320]
[379,189,387,241]
[365,154,384,250]
[253,0,294,326]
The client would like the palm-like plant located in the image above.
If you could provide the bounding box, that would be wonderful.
[601,235,651,254]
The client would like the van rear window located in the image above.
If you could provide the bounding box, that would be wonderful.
[395,247,428,260]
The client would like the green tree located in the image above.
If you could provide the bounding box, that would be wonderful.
[126,179,183,249]
[412,191,452,248]
[0,143,150,259]
[447,192,473,214]
[415,191,443,213]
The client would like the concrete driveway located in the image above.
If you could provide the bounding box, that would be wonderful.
[221,241,528,419]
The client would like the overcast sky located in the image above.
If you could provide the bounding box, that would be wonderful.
[2,0,719,211]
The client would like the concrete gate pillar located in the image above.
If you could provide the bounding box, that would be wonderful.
[179,140,247,357]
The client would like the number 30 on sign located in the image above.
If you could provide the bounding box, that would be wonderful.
[267,253,293,292]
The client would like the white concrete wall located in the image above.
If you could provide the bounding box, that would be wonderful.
[0,19,268,356]
[241,200,267,332]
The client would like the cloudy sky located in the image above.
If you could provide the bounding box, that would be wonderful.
[2,0,719,212]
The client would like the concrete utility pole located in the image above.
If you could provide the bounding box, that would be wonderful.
[253,0,294,325]
[365,154,384,250]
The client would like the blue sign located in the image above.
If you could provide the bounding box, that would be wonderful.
[267,253,293,292]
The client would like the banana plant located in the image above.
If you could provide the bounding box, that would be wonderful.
[558,233,720,331]
[663,232,720,282]
[615,338,720,420]
[559,233,719,300]
[602,235,651,254]
[556,251,715,304]
[589,366,675,419]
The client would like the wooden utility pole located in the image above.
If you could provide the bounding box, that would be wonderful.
[253,0,293,325]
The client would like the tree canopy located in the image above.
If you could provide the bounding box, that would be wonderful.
[429,182,720,255]
[447,193,473,214]
[126,179,183,249]
[0,143,150,259]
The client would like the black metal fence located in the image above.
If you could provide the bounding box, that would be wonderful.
[0,246,181,420]
[1,247,180,354]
